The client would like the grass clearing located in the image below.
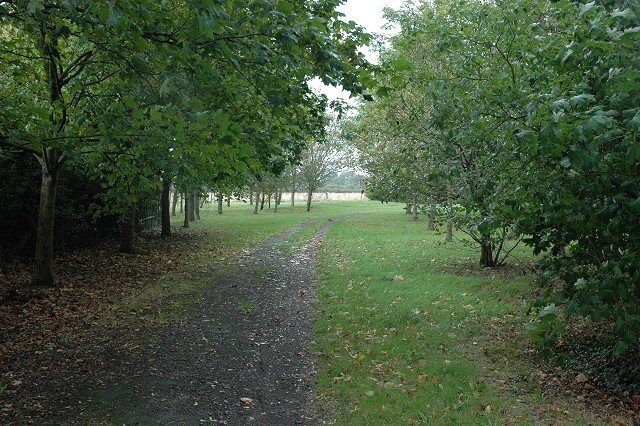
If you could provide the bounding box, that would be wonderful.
[313,210,616,425]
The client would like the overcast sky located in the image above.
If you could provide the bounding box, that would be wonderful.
[311,0,403,101]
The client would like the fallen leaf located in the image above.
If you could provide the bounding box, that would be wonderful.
[240,397,253,404]
[573,373,588,384]
[393,275,404,281]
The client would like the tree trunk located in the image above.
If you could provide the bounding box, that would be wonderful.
[161,179,171,237]
[274,191,279,213]
[480,234,495,267]
[32,34,66,287]
[249,189,254,206]
[119,205,136,253]
[253,186,260,214]
[217,191,223,214]
[188,193,195,221]
[260,191,266,210]
[445,195,453,243]
[171,187,179,217]
[227,195,231,207]
[268,193,272,209]
[291,168,296,207]
[183,193,190,228]
[194,194,200,220]
[412,193,418,221]
[306,189,313,212]
[428,203,436,230]
[405,193,411,214]
[32,156,60,287]
[277,191,283,206]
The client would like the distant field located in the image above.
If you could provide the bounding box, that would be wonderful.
[280,192,368,201]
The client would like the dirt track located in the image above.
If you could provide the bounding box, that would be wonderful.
[2,218,340,425]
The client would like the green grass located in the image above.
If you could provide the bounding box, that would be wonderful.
[177,199,391,254]
[312,211,608,425]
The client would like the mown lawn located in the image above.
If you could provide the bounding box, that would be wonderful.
[312,209,625,425]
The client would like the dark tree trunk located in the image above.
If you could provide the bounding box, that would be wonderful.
[32,34,66,287]
[183,194,190,228]
[405,193,411,215]
[217,191,223,214]
[306,189,313,212]
[260,191,266,210]
[194,194,200,220]
[445,195,453,243]
[412,193,418,221]
[171,187,179,217]
[119,205,136,253]
[428,203,436,230]
[253,186,260,214]
[480,235,495,267]
[188,193,196,221]
[161,179,171,237]
[249,189,254,206]
[277,191,283,206]
[226,195,231,207]
[274,191,279,213]
[32,154,61,287]
[291,168,297,207]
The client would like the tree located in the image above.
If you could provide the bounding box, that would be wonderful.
[1,0,374,285]
[517,0,640,351]
[299,119,350,211]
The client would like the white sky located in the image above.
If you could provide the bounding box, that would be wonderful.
[311,0,404,101]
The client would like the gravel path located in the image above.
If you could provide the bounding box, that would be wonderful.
[47,217,340,426]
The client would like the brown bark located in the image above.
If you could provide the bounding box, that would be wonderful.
[189,193,196,221]
[194,194,200,220]
[480,235,495,267]
[306,189,313,212]
[161,179,171,237]
[171,187,179,217]
[32,156,60,287]
[253,186,260,214]
[183,194,190,228]
[217,191,223,214]
[428,203,436,230]
[445,196,453,243]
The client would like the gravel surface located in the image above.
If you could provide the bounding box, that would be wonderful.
[3,217,341,425]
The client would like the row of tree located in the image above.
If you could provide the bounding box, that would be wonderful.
[0,1,372,286]
[352,0,639,351]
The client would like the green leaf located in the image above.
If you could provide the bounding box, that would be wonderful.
[27,0,44,15]
[578,2,596,17]
[611,9,636,20]
[539,122,560,145]
[276,1,294,14]
[568,94,595,109]
[539,304,558,318]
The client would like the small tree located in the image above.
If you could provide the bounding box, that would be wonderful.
[299,121,349,212]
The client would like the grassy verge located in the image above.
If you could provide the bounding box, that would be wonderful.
[312,211,616,425]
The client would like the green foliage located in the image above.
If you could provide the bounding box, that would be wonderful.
[519,0,640,351]
[351,0,640,351]
[0,0,375,274]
